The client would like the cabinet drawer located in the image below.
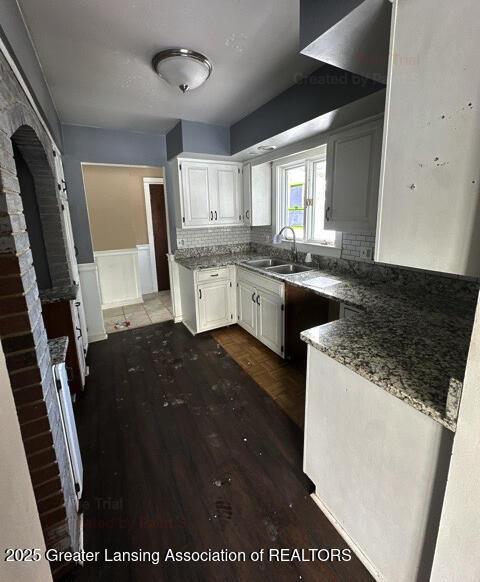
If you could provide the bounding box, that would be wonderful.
[197,267,230,283]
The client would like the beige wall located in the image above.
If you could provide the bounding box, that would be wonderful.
[83,164,164,252]
[0,344,52,581]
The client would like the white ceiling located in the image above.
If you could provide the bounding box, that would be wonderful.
[17,0,319,134]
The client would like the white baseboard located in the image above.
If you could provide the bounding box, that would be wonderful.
[174,316,182,324]
[310,493,383,582]
[88,333,108,343]
[102,297,144,310]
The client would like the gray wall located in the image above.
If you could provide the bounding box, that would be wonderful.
[165,121,183,160]
[181,120,230,157]
[166,120,230,159]
[62,124,167,263]
[0,0,62,146]
[299,0,364,50]
[230,64,384,154]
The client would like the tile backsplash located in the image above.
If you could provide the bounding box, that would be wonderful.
[177,226,251,249]
[176,225,479,284]
[250,226,376,263]
[341,232,376,262]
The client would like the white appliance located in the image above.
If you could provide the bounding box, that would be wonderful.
[53,363,83,504]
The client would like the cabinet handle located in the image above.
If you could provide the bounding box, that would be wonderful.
[256,295,260,306]
[76,325,82,339]
[251,292,256,303]
[199,289,202,299]
[214,210,218,221]
[210,211,213,221]
[210,273,219,277]
[325,206,331,221]
[245,210,250,220]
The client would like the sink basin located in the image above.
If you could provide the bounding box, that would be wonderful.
[266,264,314,275]
[245,258,288,268]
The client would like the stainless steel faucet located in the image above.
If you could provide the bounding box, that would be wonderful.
[274,226,298,263]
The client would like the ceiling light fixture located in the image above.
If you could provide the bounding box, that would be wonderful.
[152,48,212,93]
[258,145,277,152]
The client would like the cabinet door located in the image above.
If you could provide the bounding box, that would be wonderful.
[180,161,212,227]
[325,119,382,232]
[237,280,257,336]
[242,163,251,225]
[210,164,242,225]
[197,280,232,332]
[70,299,86,385]
[251,162,272,226]
[256,287,284,357]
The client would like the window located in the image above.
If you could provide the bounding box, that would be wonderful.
[275,146,337,247]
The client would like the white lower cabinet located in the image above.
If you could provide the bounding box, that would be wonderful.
[178,265,284,355]
[237,268,285,357]
[177,264,236,334]
[237,278,257,336]
[257,288,284,354]
[197,279,232,331]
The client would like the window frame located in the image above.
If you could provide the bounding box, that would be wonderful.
[274,146,342,255]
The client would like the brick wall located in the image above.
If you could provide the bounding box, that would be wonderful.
[0,51,79,568]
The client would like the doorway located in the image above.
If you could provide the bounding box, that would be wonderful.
[82,165,173,334]
[147,182,170,292]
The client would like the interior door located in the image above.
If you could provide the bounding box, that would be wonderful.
[181,161,211,227]
[197,280,232,331]
[211,164,242,225]
[149,184,170,291]
[256,287,284,356]
[237,280,257,336]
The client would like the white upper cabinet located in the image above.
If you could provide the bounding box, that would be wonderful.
[178,159,242,228]
[180,161,211,227]
[243,162,272,227]
[324,117,383,233]
[210,164,242,225]
[375,0,480,276]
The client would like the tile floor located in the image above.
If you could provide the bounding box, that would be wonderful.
[103,291,173,334]
[212,325,306,427]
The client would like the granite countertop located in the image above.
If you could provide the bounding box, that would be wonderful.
[175,252,258,271]
[48,336,69,366]
[176,251,477,431]
[40,284,78,304]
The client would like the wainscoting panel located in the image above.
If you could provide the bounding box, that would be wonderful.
[78,263,107,342]
[137,244,155,295]
[95,249,142,309]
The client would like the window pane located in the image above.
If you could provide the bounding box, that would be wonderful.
[312,160,336,245]
[286,165,305,240]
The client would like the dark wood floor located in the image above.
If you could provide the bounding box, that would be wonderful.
[68,322,372,582]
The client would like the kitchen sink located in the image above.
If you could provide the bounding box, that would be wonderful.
[266,264,314,275]
[244,258,288,268]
